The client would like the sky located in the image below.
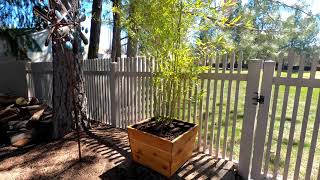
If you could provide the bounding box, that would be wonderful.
[1,0,319,57]
[83,0,320,55]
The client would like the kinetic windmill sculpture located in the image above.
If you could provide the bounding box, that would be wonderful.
[33,0,88,51]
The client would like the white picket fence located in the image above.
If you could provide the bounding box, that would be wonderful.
[25,52,320,179]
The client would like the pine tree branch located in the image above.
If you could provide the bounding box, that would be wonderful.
[269,0,313,17]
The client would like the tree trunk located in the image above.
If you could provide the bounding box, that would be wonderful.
[88,0,103,59]
[52,44,74,139]
[51,0,87,139]
[111,0,121,61]
[126,0,138,58]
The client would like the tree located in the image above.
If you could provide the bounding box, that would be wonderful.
[111,0,121,60]
[228,0,320,60]
[126,0,138,57]
[33,0,88,139]
[88,0,103,59]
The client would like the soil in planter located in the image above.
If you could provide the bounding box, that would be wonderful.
[132,117,195,141]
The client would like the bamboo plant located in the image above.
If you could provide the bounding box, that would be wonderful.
[121,0,248,122]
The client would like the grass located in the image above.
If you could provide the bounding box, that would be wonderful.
[172,70,320,179]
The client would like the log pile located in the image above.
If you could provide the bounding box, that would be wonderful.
[0,95,53,147]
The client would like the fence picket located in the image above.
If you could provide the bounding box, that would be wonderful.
[144,57,149,118]
[177,80,182,119]
[273,51,295,179]
[104,59,109,124]
[216,54,227,158]
[203,56,214,152]
[182,80,187,120]
[127,58,131,124]
[193,84,198,125]
[283,55,305,179]
[121,58,127,129]
[100,60,105,123]
[197,74,205,150]
[230,51,243,160]
[223,53,235,159]
[187,81,192,123]
[293,59,318,180]
[150,57,154,117]
[209,54,219,155]
[137,57,141,121]
[142,57,146,120]
[263,57,283,176]
[306,86,320,180]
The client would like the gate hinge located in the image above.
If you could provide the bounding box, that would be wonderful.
[253,92,264,105]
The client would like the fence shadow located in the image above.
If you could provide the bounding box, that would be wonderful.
[82,125,239,180]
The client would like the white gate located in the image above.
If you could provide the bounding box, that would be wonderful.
[250,51,320,179]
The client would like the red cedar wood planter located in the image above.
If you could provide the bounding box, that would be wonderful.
[127,118,198,177]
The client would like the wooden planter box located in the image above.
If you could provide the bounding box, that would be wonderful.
[127,119,198,177]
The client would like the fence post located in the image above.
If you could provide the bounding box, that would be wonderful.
[239,59,263,179]
[110,62,119,127]
[251,60,275,179]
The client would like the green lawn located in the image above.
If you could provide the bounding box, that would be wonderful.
[173,70,320,179]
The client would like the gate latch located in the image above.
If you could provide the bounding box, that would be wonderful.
[253,92,264,105]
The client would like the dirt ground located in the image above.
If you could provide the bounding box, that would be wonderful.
[0,125,238,180]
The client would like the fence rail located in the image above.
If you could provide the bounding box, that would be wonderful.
[24,52,320,180]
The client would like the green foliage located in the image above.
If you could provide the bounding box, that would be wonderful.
[121,0,247,118]
[230,0,320,60]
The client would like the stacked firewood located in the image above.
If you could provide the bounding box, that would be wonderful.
[0,95,53,147]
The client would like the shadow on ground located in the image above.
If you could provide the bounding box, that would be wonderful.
[82,125,240,180]
[0,125,240,180]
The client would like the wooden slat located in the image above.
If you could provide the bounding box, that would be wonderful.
[142,57,146,120]
[131,57,135,124]
[153,58,159,117]
[283,55,305,179]
[216,54,227,158]
[293,59,318,180]
[137,57,142,122]
[182,80,187,120]
[104,59,109,124]
[193,84,198,125]
[101,59,105,123]
[150,57,154,117]
[127,58,131,125]
[209,53,219,155]
[273,51,294,179]
[108,59,112,124]
[103,59,107,124]
[230,51,243,160]
[133,57,138,123]
[272,77,320,88]
[117,58,122,127]
[99,60,103,123]
[95,59,99,122]
[203,56,214,152]
[145,57,149,118]
[199,73,247,81]
[89,59,93,122]
[121,58,125,128]
[305,87,320,180]
[187,80,192,123]
[177,80,182,119]
[223,52,235,159]
[93,59,97,122]
[197,76,205,150]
